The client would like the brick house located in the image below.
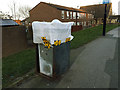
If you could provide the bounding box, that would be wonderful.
[80,3,112,25]
[29,2,94,28]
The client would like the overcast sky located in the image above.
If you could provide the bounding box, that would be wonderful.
[0,0,120,15]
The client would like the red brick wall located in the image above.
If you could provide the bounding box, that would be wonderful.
[71,25,83,32]
[30,3,60,22]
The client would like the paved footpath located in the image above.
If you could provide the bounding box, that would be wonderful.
[56,27,119,88]
[15,27,119,88]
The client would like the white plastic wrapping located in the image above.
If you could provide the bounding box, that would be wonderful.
[32,19,74,44]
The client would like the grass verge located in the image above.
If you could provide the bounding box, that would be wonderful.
[2,48,36,87]
[71,24,119,49]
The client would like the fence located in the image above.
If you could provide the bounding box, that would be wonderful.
[2,25,28,57]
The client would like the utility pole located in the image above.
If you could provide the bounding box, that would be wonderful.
[102,0,109,36]
[103,4,107,36]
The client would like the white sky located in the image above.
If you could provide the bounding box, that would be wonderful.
[0,0,120,15]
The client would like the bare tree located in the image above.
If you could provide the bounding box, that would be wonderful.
[0,11,12,19]
[0,11,4,19]
[8,0,31,20]
[8,0,17,20]
[19,5,31,19]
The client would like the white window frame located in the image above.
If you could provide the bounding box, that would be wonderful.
[70,12,72,19]
[73,12,76,19]
[84,13,86,18]
[82,22,83,25]
[77,13,80,19]
[77,22,80,25]
[84,21,86,26]
[92,15,94,19]
[61,10,64,19]
[66,11,69,19]
[89,14,91,18]
[79,13,81,19]
[88,14,89,18]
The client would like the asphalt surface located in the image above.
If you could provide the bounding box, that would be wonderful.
[56,27,119,88]
[14,27,119,88]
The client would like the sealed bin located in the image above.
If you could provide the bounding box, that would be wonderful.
[32,19,73,77]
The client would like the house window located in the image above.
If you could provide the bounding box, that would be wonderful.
[80,13,84,18]
[91,14,92,18]
[92,21,94,24]
[66,11,69,19]
[90,14,91,18]
[88,21,91,26]
[80,22,82,25]
[97,21,99,24]
[89,14,91,18]
[84,13,86,18]
[82,22,84,25]
[73,12,76,19]
[73,22,76,25]
[79,13,81,18]
[77,13,80,19]
[92,15,94,19]
[70,12,72,19]
[88,14,90,18]
[84,21,86,26]
[89,21,91,25]
[61,10,64,19]
[77,22,80,25]
[91,14,93,19]
[88,21,89,26]
[90,14,92,18]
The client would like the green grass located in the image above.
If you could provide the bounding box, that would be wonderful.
[2,48,36,87]
[71,24,119,49]
[2,23,119,88]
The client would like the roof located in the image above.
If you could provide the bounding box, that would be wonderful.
[14,20,22,25]
[30,2,87,13]
[80,3,112,8]
[80,3,112,18]
[0,19,19,27]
